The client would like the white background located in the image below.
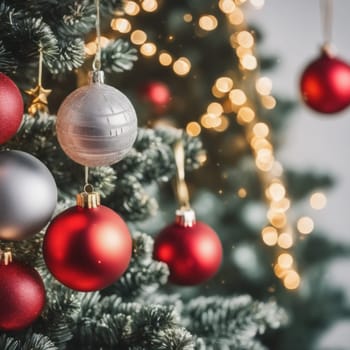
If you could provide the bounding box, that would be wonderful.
[247,1,350,348]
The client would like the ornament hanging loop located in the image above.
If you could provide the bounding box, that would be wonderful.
[320,0,333,52]
[92,0,102,71]
[174,138,190,209]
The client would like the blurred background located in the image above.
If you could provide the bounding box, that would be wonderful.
[249,1,350,347]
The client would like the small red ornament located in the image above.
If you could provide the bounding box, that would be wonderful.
[300,49,350,114]
[0,73,24,144]
[0,251,45,331]
[140,81,171,109]
[43,190,132,291]
[154,209,222,285]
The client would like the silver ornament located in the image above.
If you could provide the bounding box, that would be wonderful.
[0,150,57,241]
[56,71,138,167]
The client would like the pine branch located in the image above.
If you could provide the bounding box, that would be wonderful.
[38,285,82,349]
[146,327,194,350]
[0,332,57,350]
[0,40,18,73]
[103,232,169,299]
[0,9,59,65]
[102,39,138,73]
[45,38,85,74]
[49,2,96,37]
[183,296,288,347]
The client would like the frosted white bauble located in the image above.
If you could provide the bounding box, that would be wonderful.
[56,71,137,167]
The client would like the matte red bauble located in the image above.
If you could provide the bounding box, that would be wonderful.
[140,81,171,107]
[43,191,132,291]
[154,209,222,285]
[300,50,350,114]
[0,257,45,331]
[0,73,24,144]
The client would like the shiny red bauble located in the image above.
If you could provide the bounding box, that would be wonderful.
[140,81,171,107]
[300,50,350,114]
[43,205,132,291]
[0,73,24,144]
[154,221,223,285]
[0,261,45,331]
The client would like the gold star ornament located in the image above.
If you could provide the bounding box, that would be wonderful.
[25,84,52,117]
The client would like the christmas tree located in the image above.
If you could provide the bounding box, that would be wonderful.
[0,0,348,349]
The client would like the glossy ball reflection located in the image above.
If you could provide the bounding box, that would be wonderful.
[300,50,350,114]
[154,221,222,285]
[43,205,132,291]
[56,80,137,167]
[0,73,23,145]
[0,150,57,241]
[0,261,45,331]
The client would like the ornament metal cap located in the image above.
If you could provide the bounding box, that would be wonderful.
[89,70,105,84]
[0,248,13,266]
[76,185,101,209]
[175,207,196,227]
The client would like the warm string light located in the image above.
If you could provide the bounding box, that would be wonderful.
[216,1,307,290]
[108,3,194,78]
[101,1,319,291]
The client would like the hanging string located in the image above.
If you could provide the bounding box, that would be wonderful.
[92,0,102,71]
[320,0,333,49]
[84,166,89,185]
[38,46,43,86]
[173,137,190,209]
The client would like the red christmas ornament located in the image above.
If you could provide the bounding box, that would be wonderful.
[154,209,222,285]
[43,190,132,291]
[0,73,24,144]
[300,50,350,114]
[0,252,45,331]
[140,81,171,108]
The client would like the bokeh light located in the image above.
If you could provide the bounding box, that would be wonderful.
[278,253,293,269]
[253,122,269,138]
[215,77,234,93]
[261,226,278,246]
[111,18,131,33]
[297,216,314,234]
[283,270,300,290]
[267,182,286,201]
[237,187,247,198]
[237,106,255,124]
[130,30,147,45]
[278,233,293,249]
[173,57,191,76]
[124,1,140,16]
[219,0,236,14]
[228,8,244,25]
[142,0,158,12]
[207,102,224,116]
[310,192,327,210]
[237,31,254,48]
[256,77,272,95]
[199,15,218,31]
[241,54,257,70]
[140,42,157,56]
[261,95,277,109]
[159,52,173,66]
[229,89,247,105]
[186,122,201,137]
